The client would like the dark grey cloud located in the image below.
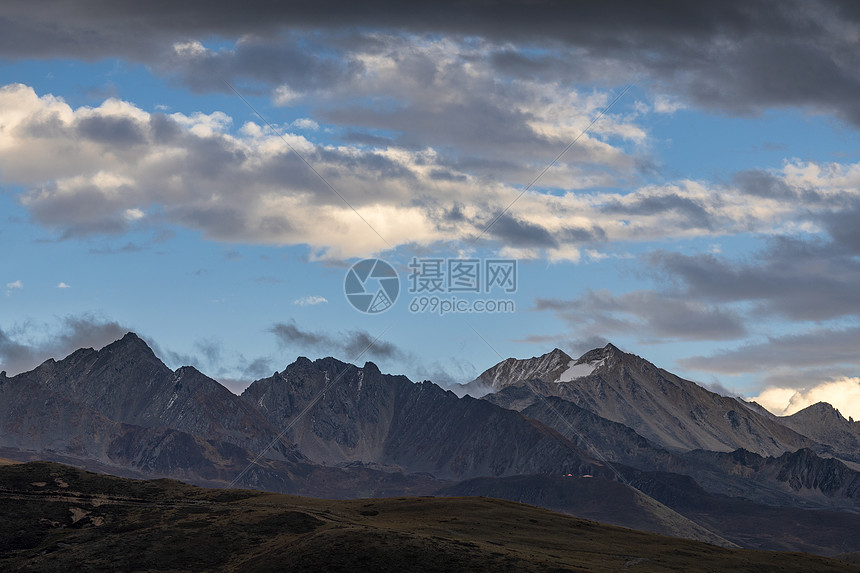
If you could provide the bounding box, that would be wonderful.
[161,34,359,93]
[566,335,613,357]
[270,321,329,348]
[23,111,67,139]
[0,329,38,376]
[651,236,860,321]
[3,1,859,125]
[241,356,275,379]
[0,314,129,376]
[732,169,838,207]
[678,326,860,374]
[534,289,747,342]
[322,100,548,161]
[54,316,129,352]
[142,335,278,393]
[148,113,183,142]
[732,170,803,200]
[820,198,860,255]
[485,213,560,249]
[157,346,201,370]
[268,320,474,389]
[269,320,402,361]
[26,183,132,240]
[602,193,713,230]
[341,132,398,148]
[193,339,222,364]
[342,331,400,359]
[76,115,148,147]
[456,211,604,250]
[759,365,857,390]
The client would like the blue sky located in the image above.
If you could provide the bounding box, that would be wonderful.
[2,1,860,418]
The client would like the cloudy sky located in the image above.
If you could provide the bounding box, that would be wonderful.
[2,1,860,418]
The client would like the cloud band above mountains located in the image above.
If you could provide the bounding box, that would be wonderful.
[3,1,860,124]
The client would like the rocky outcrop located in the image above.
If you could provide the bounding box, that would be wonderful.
[241,357,598,480]
[4,333,287,456]
[681,447,860,509]
[460,347,572,397]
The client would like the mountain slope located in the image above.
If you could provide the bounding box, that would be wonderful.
[485,387,684,472]
[779,402,860,463]
[4,333,283,455]
[682,447,860,510]
[440,474,734,547]
[241,357,599,480]
[625,468,860,555]
[0,369,299,487]
[479,343,815,456]
[460,347,572,396]
[487,387,860,510]
[0,339,455,497]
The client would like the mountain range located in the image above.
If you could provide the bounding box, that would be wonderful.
[1,333,859,556]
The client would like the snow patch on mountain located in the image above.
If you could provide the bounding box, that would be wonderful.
[556,358,604,383]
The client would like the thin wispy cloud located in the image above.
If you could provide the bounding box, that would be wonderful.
[270,320,401,361]
[0,314,129,375]
[293,295,328,306]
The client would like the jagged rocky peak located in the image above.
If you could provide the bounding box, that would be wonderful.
[789,401,845,421]
[475,348,573,389]
[283,355,349,374]
[246,355,380,402]
[577,342,624,362]
[90,332,161,364]
[88,332,171,380]
[463,344,630,395]
[280,355,314,373]
[523,347,574,374]
[554,343,622,383]
[546,347,574,361]
[103,332,157,357]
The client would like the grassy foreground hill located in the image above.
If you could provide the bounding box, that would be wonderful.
[1,462,857,572]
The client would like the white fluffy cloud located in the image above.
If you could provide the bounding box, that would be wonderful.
[753,377,860,420]
[1,81,857,261]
